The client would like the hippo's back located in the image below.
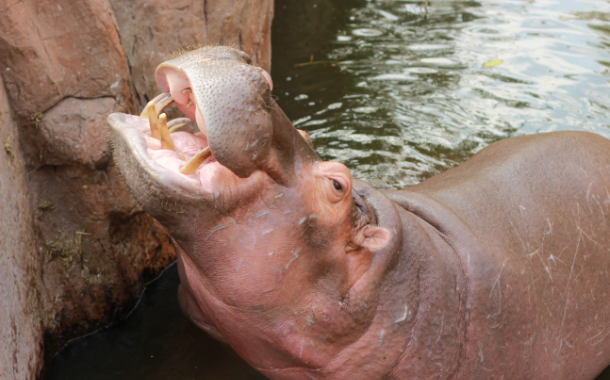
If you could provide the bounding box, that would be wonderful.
[403,131,610,379]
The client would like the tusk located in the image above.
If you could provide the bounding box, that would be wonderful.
[168,117,192,134]
[181,88,192,94]
[158,113,175,151]
[181,147,211,175]
[140,92,174,119]
[169,123,188,134]
[148,104,160,139]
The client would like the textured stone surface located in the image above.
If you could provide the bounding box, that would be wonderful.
[0,0,273,378]
[22,97,117,169]
[0,75,41,380]
[0,0,132,121]
[110,0,273,110]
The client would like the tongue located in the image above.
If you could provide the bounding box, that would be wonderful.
[171,131,208,156]
[146,129,220,192]
[146,128,209,175]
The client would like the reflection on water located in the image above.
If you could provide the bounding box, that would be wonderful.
[46,0,610,378]
[273,0,610,189]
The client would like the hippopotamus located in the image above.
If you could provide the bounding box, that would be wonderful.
[108,46,610,379]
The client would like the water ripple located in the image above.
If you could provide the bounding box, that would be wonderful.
[273,0,610,189]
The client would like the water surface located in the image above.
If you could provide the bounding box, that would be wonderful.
[45,263,266,380]
[273,0,610,189]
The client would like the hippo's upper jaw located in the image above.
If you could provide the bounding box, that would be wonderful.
[110,47,291,222]
[108,47,319,237]
[109,47,395,379]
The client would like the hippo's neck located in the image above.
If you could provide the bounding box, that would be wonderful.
[312,184,468,380]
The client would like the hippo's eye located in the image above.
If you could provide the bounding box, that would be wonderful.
[333,180,342,191]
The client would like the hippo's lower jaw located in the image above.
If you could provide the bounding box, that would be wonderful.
[109,92,244,196]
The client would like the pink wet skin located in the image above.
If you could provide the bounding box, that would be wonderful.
[152,72,387,366]
[113,47,393,379]
[146,131,219,192]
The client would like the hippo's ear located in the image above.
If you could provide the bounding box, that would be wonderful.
[346,224,392,288]
[298,129,313,148]
[348,224,392,253]
[358,224,392,251]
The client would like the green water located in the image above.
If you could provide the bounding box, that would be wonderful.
[272,0,610,189]
[45,0,610,378]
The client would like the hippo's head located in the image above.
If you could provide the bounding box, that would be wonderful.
[108,46,394,377]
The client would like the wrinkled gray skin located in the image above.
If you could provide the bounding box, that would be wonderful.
[109,47,610,379]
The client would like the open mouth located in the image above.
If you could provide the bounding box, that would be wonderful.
[108,47,276,197]
[136,91,223,193]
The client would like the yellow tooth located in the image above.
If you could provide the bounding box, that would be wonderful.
[140,92,174,119]
[148,104,160,139]
[186,100,193,108]
[167,117,193,133]
[169,121,189,134]
[181,88,192,94]
[180,147,211,175]
[158,113,175,151]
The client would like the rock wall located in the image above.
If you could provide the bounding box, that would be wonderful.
[0,73,41,380]
[0,0,273,379]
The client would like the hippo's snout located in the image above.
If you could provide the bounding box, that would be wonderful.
[108,46,317,232]
[153,46,276,179]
